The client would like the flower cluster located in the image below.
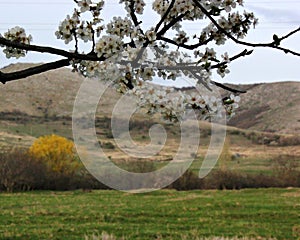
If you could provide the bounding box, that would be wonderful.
[153,0,201,22]
[217,66,230,78]
[120,0,146,15]
[130,81,185,121]
[55,0,104,45]
[76,59,122,82]
[55,11,80,44]
[224,93,241,116]
[0,26,32,59]
[194,48,217,62]
[145,29,157,42]
[77,21,94,42]
[106,17,133,38]
[130,80,230,122]
[218,11,258,39]
[199,10,258,46]
[77,0,92,13]
[174,31,189,45]
[95,35,123,59]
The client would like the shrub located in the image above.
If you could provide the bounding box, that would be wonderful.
[0,147,111,191]
[278,135,300,146]
[272,155,300,187]
[168,170,204,190]
[0,148,47,192]
[204,170,246,190]
[29,134,81,175]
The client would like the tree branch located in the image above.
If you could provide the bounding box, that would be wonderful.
[154,0,176,32]
[120,48,253,74]
[129,0,142,27]
[211,49,253,69]
[157,11,189,37]
[192,0,300,57]
[279,26,300,42]
[189,70,212,91]
[211,81,246,94]
[0,59,70,84]
[0,37,105,61]
[157,36,214,49]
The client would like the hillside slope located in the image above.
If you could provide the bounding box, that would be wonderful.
[227,81,300,134]
[0,63,120,117]
[1,63,300,134]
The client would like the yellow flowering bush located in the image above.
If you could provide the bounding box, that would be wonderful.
[29,134,81,175]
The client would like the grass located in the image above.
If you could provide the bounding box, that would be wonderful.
[0,188,299,239]
[0,121,72,139]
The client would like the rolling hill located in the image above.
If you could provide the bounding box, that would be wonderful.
[1,63,300,135]
[0,63,120,117]
[227,81,300,134]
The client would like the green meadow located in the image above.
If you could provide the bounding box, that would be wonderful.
[0,188,299,240]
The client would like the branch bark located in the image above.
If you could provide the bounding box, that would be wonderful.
[211,81,246,94]
[211,49,253,69]
[157,11,189,37]
[0,59,70,84]
[154,0,176,32]
[158,36,213,49]
[0,37,105,61]
[128,0,142,27]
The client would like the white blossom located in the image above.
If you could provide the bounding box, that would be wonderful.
[145,29,157,42]
[107,17,133,38]
[77,0,92,13]
[95,35,123,59]
[77,22,93,42]
[2,26,32,58]
[230,93,240,109]
[55,12,80,44]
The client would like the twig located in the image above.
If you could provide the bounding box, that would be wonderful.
[157,36,214,49]
[157,11,189,37]
[189,70,212,91]
[154,0,176,32]
[279,27,300,42]
[129,0,141,27]
[192,0,300,57]
[211,49,253,69]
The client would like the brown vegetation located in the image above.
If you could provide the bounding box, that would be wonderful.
[1,148,299,192]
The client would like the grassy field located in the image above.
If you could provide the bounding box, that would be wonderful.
[0,188,299,240]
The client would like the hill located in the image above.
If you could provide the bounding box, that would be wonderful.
[0,63,120,117]
[227,81,300,134]
[1,63,299,135]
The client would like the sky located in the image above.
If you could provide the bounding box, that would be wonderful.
[0,0,299,86]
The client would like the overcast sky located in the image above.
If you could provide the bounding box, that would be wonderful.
[0,0,299,85]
